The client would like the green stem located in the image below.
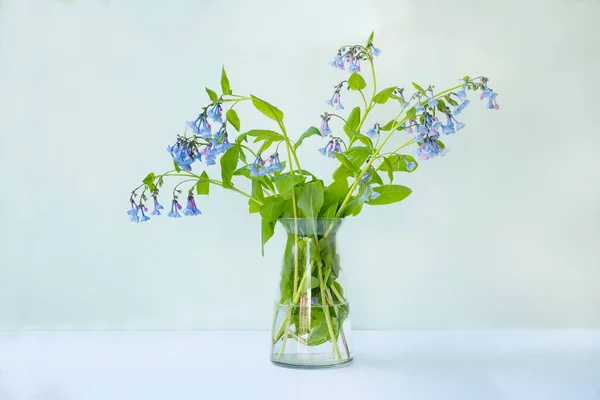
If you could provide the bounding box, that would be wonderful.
[317,260,342,360]
[356,57,378,132]
[161,173,263,205]
[358,89,368,110]
[221,97,252,102]
[239,144,257,157]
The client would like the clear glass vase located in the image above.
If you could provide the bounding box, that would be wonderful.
[271,218,353,369]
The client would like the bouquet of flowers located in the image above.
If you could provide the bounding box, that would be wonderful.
[128,32,499,367]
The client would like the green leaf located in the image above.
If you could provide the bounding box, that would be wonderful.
[340,197,363,217]
[246,129,284,143]
[333,164,352,181]
[370,169,383,185]
[345,146,372,166]
[220,144,240,188]
[333,152,361,176]
[173,161,181,173]
[463,75,470,82]
[261,218,275,256]
[373,87,396,104]
[250,95,284,122]
[344,107,361,137]
[259,196,287,223]
[412,82,426,95]
[233,165,251,178]
[235,132,248,144]
[273,174,306,196]
[248,179,265,213]
[142,172,156,192]
[294,126,321,150]
[378,154,418,173]
[381,157,394,183]
[226,109,240,131]
[320,178,348,218]
[348,73,366,91]
[367,185,412,205]
[221,66,231,95]
[297,181,324,218]
[196,171,210,195]
[307,318,329,346]
[380,119,400,131]
[325,178,349,204]
[406,107,417,120]
[205,87,219,103]
[346,129,373,147]
[445,95,458,107]
[367,31,375,45]
[436,98,447,113]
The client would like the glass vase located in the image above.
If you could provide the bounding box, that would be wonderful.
[271,218,353,369]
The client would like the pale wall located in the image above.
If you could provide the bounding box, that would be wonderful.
[0,0,599,329]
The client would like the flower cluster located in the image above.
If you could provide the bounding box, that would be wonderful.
[248,153,284,177]
[129,32,501,227]
[318,139,343,158]
[329,41,381,72]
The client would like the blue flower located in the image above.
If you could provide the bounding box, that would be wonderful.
[200,144,217,166]
[183,193,202,216]
[318,143,330,156]
[451,115,465,130]
[311,296,318,306]
[320,115,332,136]
[265,153,284,174]
[207,103,223,123]
[127,200,139,223]
[442,115,455,135]
[487,92,500,110]
[415,95,425,113]
[325,90,344,110]
[186,114,212,138]
[480,82,493,99]
[415,124,429,142]
[168,200,182,218]
[248,155,263,177]
[329,52,346,70]
[370,44,382,57]
[426,89,438,108]
[402,156,416,171]
[430,120,442,137]
[186,115,202,135]
[139,206,150,222]
[366,123,379,139]
[217,134,233,154]
[169,142,195,171]
[456,82,468,100]
[318,140,337,158]
[348,55,361,73]
[416,137,448,160]
[329,140,342,158]
[453,97,470,114]
[151,196,164,216]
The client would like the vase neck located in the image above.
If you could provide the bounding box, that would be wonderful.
[278,218,343,237]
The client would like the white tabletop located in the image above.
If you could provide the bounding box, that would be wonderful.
[0,331,599,400]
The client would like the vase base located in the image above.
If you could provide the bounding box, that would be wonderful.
[271,356,353,370]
